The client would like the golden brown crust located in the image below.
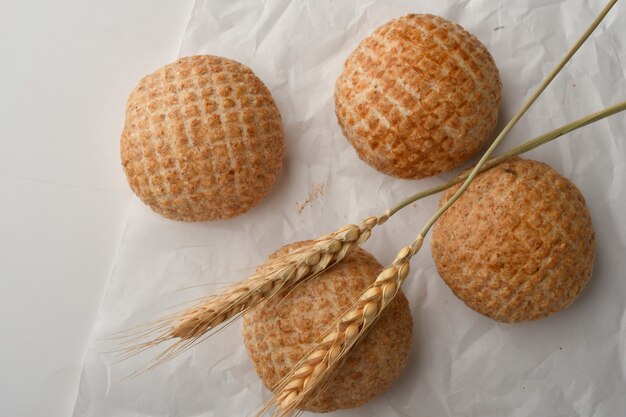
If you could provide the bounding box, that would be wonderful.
[243,242,413,412]
[335,14,502,179]
[431,158,595,322]
[120,55,284,221]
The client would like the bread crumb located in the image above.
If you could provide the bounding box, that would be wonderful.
[296,182,325,214]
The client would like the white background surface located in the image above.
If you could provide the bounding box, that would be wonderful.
[0,1,195,416]
[74,1,626,417]
[4,1,626,417]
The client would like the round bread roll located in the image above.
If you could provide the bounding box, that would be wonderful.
[335,14,502,179]
[243,243,413,412]
[120,55,284,221]
[432,158,595,322]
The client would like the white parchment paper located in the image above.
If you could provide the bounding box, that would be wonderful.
[74,1,626,416]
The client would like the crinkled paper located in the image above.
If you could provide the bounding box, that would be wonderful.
[74,1,626,416]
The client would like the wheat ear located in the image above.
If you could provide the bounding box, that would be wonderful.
[116,216,379,369]
[169,216,378,340]
[267,237,422,416]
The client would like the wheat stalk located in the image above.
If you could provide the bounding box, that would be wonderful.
[266,1,618,413]
[379,99,626,221]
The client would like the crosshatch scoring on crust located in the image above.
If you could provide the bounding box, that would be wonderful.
[242,242,413,412]
[432,158,595,322]
[335,14,502,179]
[120,55,285,221]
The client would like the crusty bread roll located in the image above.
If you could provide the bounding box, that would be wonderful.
[242,242,413,412]
[432,158,595,322]
[120,55,284,221]
[335,14,502,179]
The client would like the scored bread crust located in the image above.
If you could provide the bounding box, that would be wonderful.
[120,55,284,221]
[431,158,595,322]
[242,242,413,412]
[335,14,502,179]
